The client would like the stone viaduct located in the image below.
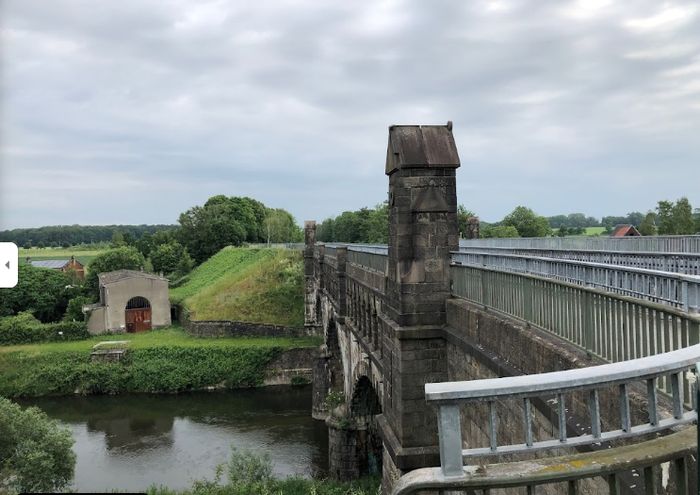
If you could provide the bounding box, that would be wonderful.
[304,123,700,494]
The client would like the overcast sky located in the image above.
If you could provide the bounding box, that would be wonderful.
[1,0,699,230]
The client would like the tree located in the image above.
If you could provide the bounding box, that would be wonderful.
[481,225,520,238]
[639,212,657,236]
[672,197,695,234]
[656,200,675,235]
[111,230,125,247]
[86,246,146,295]
[502,206,552,237]
[0,397,75,493]
[0,265,72,322]
[177,196,270,263]
[263,209,303,243]
[149,241,194,277]
[457,205,477,238]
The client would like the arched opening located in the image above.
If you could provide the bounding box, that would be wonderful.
[349,376,383,477]
[125,296,151,333]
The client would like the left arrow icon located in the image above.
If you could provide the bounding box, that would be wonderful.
[5,261,9,269]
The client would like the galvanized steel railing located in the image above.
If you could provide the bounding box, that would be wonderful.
[426,345,700,472]
[393,426,695,494]
[347,248,388,273]
[451,265,700,371]
[459,235,700,253]
[452,251,700,312]
[393,347,700,493]
[458,245,700,275]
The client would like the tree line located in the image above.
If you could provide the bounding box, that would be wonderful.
[314,197,700,243]
[0,224,178,248]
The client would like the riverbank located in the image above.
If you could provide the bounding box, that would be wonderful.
[0,327,321,397]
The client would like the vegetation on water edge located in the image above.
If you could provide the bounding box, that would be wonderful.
[0,397,75,494]
[0,327,320,398]
[171,248,304,327]
[148,447,380,495]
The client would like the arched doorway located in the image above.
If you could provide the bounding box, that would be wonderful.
[125,296,151,333]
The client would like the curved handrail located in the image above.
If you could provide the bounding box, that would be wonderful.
[426,343,700,402]
[392,427,696,495]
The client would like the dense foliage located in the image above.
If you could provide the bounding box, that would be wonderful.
[0,328,319,397]
[317,203,388,243]
[0,313,89,345]
[501,206,552,237]
[148,447,379,495]
[0,397,75,493]
[85,246,147,294]
[150,241,194,278]
[0,224,176,248]
[0,265,74,322]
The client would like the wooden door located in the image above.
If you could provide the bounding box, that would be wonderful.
[125,308,152,332]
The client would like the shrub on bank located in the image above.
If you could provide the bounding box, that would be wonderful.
[0,312,89,345]
[0,397,76,493]
[0,346,282,397]
[148,446,380,495]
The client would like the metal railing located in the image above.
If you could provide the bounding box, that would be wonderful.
[347,248,388,273]
[392,348,700,494]
[394,427,695,494]
[452,251,700,313]
[458,245,700,275]
[451,265,700,373]
[460,235,700,253]
[245,242,304,250]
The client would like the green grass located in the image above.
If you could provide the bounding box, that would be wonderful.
[0,327,321,397]
[0,326,319,355]
[585,226,606,236]
[171,247,304,327]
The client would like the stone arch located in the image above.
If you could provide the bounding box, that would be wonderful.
[348,375,383,477]
[350,375,382,420]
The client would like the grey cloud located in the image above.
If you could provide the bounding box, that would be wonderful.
[1,0,699,229]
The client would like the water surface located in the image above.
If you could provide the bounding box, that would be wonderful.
[20,387,328,492]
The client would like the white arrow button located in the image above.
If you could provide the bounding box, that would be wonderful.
[0,243,18,288]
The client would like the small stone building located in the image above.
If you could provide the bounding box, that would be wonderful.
[85,270,171,335]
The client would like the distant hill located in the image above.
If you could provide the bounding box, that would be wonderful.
[170,247,303,327]
[0,224,177,247]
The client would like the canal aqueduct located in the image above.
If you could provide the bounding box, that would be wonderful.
[305,123,700,494]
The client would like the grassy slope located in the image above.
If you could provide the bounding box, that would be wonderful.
[171,247,304,327]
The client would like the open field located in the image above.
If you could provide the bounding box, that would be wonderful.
[584,226,606,235]
[18,246,108,266]
[171,247,304,327]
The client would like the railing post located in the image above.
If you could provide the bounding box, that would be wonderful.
[524,276,533,323]
[584,289,594,355]
[436,404,464,478]
[681,280,689,313]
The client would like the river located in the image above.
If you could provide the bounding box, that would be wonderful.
[19,386,328,492]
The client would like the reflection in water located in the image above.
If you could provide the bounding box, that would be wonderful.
[20,387,328,492]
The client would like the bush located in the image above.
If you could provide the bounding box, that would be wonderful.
[0,313,89,345]
[0,346,281,397]
[0,397,75,493]
[64,295,94,322]
[0,265,73,322]
[147,447,380,495]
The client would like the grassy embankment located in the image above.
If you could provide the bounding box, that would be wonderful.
[0,327,320,398]
[171,247,304,327]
